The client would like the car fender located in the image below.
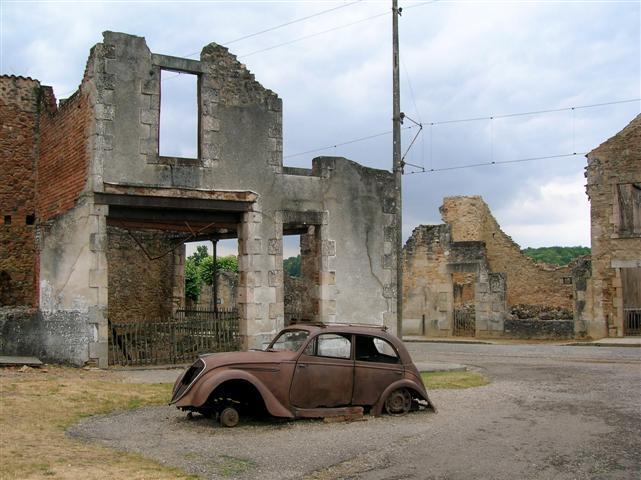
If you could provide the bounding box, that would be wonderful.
[180,368,294,419]
[371,379,437,416]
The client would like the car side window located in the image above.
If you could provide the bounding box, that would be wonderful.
[315,334,352,359]
[355,335,400,364]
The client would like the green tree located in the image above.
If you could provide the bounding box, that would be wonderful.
[191,244,209,267]
[184,257,201,301]
[521,246,591,265]
[199,255,239,285]
[283,255,301,277]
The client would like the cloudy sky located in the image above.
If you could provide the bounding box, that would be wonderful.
[2,0,639,257]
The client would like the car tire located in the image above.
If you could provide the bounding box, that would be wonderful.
[384,388,412,415]
[220,406,240,427]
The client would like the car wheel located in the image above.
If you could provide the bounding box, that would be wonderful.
[384,388,412,416]
[219,406,240,427]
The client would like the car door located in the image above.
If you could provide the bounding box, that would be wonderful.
[352,334,403,406]
[289,333,354,408]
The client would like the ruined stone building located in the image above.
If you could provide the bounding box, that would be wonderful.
[402,196,578,339]
[585,114,641,338]
[402,115,640,340]
[0,31,397,367]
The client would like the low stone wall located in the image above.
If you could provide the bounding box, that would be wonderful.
[504,319,574,339]
[0,307,41,357]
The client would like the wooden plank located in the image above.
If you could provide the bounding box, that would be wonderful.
[0,356,43,367]
[621,267,641,309]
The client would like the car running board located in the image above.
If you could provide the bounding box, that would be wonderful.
[293,406,364,420]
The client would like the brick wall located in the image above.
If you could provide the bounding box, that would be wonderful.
[0,76,40,306]
[441,196,573,309]
[586,114,641,337]
[37,87,92,222]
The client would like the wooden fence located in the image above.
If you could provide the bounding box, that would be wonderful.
[108,308,239,366]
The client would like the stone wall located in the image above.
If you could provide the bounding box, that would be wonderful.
[402,225,456,336]
[1,31,397,365]
[586,114,641,338]
[504,319,574,339]
[441,196,574,309]
[106,226,184,324]
[188,270,238,310]
[403,197,577,338]
[0,76,40,307]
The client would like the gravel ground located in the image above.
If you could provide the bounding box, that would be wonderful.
[69,344,641,480]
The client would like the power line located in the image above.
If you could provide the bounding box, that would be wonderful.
[181,0,365,58]
[238,10,390,58]
[404,152,587,174]
[284,98,639,160]
[238,0,440,59]
[427,98,640,126]
[284,125,419,159]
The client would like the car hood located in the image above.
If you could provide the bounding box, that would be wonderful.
[199,349,296,372]
[170,349,297,405]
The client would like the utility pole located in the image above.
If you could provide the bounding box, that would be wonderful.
[392,0,403,338]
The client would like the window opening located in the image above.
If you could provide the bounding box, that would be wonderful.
[184,239,238,311]
[355,335,400,364]
[159,70,198,158]
[283,226,321,325]
[270,330,309,352]
[316,333,351,359]
[25,214,35,225]
[3,215,11,225]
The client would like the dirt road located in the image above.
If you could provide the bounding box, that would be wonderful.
[69,343,641,479]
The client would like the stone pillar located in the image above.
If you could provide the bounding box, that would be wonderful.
[88,201,109,368]
[488,272,507,332]
[237,209,283,350]
[475,269,491,334]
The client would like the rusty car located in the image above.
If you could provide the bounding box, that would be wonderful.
[170,323,435,427]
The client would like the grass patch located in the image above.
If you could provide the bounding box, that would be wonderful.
[0,365,197,479]
[216,455,256,477]
[421,370,489,389]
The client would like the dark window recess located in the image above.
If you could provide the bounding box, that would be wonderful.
[26,214,35,225]
[3,215,11,225]
[562,277,573,285]
[355,335,400,364]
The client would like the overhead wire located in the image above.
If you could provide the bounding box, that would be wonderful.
[238,0,440,58]
[238,9,390,58]
[284,98,640,160]
[181,0,365,58]
[284,125,419,159]
[404,152,587,174]
[427,99,640,126]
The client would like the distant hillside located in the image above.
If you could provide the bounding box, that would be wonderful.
[521,246,590,266]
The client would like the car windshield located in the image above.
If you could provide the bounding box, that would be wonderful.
[268,330,310,352]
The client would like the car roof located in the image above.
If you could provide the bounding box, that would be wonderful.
[281,324,413,363]
[282,323,403,346]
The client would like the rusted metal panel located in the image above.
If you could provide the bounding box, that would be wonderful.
[170,324,435,426]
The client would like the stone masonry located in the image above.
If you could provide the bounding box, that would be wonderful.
[403,196,575,338]
[585,114,641,338]
[0,31,396,366]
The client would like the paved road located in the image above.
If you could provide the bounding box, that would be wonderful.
[70,343,641,480]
